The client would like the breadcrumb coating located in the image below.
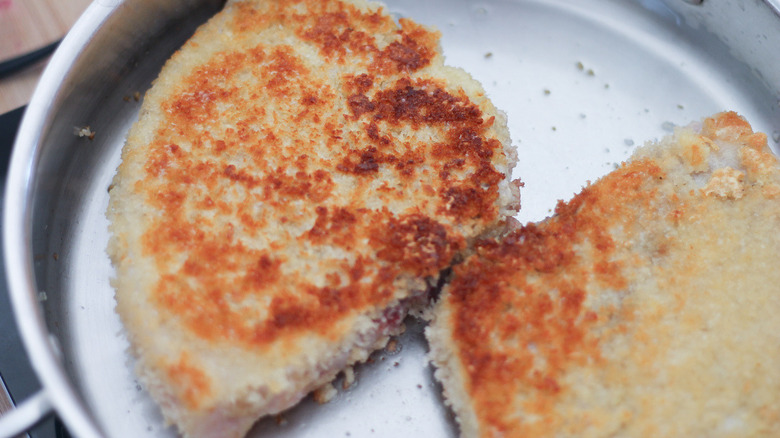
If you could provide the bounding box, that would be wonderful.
[428,112,780,438]
[106,0,518,437]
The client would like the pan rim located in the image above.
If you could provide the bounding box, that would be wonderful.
[2,2,120,437]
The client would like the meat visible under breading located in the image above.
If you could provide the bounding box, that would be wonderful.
[105,0,518,437]
[427,112,780,437]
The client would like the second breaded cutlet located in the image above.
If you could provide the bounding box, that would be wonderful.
[427,112,780,437]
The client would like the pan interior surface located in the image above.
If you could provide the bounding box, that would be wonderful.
[31,0,779,437]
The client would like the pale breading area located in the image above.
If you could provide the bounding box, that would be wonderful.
[427,112,780,437]
[105,0,518,437]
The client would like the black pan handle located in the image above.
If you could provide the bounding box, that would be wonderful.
[0,40,61,80]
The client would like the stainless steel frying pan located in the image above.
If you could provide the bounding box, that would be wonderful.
[2,0,779,436]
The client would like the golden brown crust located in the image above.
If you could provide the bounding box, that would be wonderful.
[429,112,780,437]
[447,160,663,435]
[107,0,517,435]
[136,3,503,351]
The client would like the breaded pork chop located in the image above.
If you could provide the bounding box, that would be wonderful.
[427,112,780,437]
[105,0,518,436]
